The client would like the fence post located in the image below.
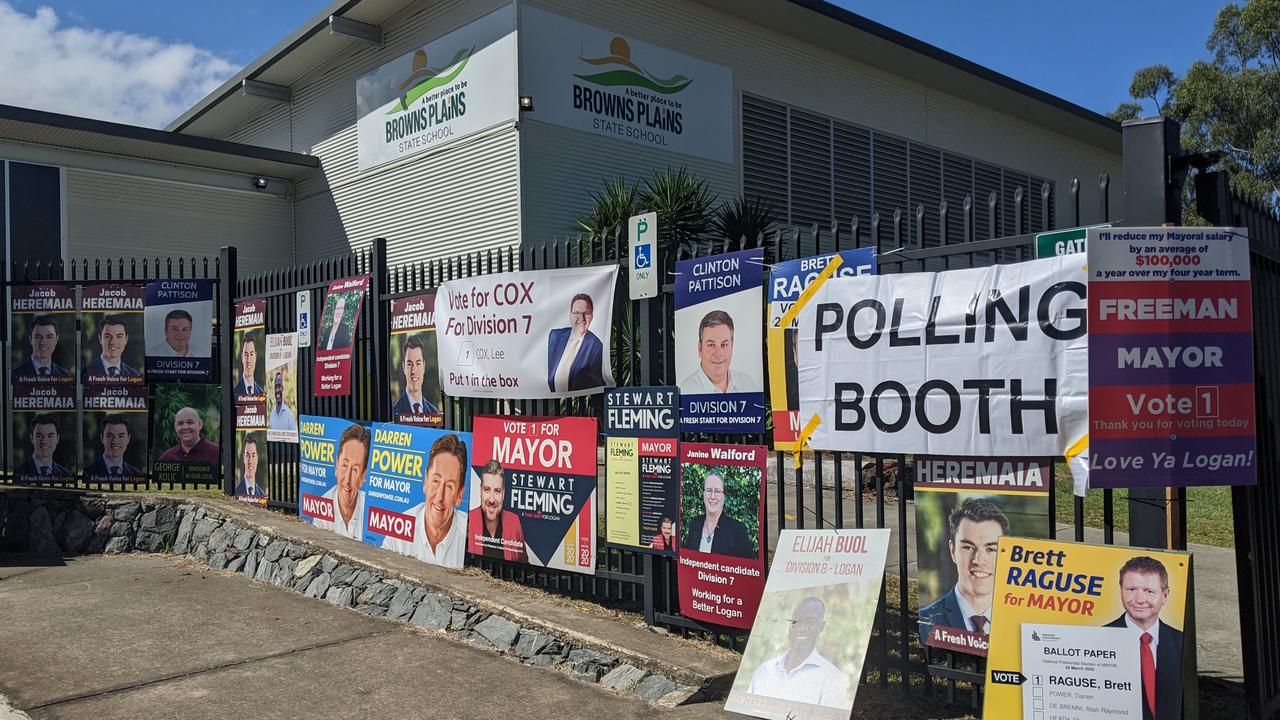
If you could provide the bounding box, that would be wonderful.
[370,238,390,422]
[218,245,238,497]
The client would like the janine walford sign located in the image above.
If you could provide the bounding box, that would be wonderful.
[355,6,517,171]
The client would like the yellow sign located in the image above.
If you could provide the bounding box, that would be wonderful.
[984,537,1191,719]
[604,437,639,546]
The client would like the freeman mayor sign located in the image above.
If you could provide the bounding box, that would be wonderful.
[520,6,733,164]
[797,255,1088,456]
[355,6,516,171]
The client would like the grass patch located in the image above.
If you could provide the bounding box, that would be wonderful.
[1053,469,1236,548]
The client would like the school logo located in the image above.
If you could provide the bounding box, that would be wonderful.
[389,47,474,114]
[575,36,692,94]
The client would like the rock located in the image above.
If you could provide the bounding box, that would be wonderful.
[305,573,332,599]
[138,510,158,530]
[567,648,618,667]
[135,531,165,552]
[357,582,397,607]
[632,676,678,701]
[173,513,195,554]
[330,564,356,586]
[292,576,312,593]
[254,559,275,583]
[408,594,452,630]
[150,505,178,532]
[325,586,354,607]
[320,556,339,573]
[209,553,229,570]
[60,510,94,553]
[474,615,521,651]
[524,654,558,668]
[263,540,286,562]
[349,570,372,588]
[449,609,472,631]
[226,556,246,573]
[294,555,322,579]
[272,560,296,587]
[515,631,554,659]
[601,665,648,692]
[355,604,387,617]
[207,526,229,552]
[386,586,419,621]
[112,501,142,523]
[27,507,59,556]
[284,543,307,559]
[109,521,132,537]
[104,536,132,554]
[232,528,256,551]
[655,686,700,708]
[243,550,260,578]
[192,518,219,544]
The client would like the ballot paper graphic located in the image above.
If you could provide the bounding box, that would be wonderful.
[1020,624,1141,720]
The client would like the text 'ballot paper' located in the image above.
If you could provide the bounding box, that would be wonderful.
[1020,624,1141,720]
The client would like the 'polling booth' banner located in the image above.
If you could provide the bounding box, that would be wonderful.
[366,422,476,569]
[913,456,1051,657]
[11,285,77,384]
[767,249,876,450]
[1087,226,1255,487]
[144,280,214,381]
[677,442,767,629]
[315,276,369,396]
[604,386,679,555]
[151,384,220,485]
[80,284,145,385]
[798,255,1088,456]
[265,333,299,442]
[234,403,267,506]
[983,538,1192,720]
[675,249,765,433]
[435,266,618,399]
[725,529,890,720]
[233,299,267,404]
[82,385,148,484]
[299,416,371,541]
[468,415,597,574]
[390,293,443,426]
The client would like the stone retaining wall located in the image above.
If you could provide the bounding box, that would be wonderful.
[0,489,702,705]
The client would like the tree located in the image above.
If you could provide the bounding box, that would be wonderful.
[1115,0,1280,203]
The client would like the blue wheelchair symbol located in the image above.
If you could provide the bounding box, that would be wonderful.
[634,244,652,269]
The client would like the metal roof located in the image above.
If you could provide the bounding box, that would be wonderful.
[168,0,1120,153]
[1,104,320,180]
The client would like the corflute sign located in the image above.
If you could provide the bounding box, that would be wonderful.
[520,7,733,164]
[355,6,517,171]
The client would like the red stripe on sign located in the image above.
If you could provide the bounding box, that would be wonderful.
[1090,383,1255,439]
[638,438,677,456]
[1090,281,1253,334]
[773,410,798,443]
[367,506,415,542]
[301,493,335,521]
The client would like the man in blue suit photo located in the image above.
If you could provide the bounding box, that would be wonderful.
[918,498,1008,643]
[392,334,439,416]
[13,315,71,382]
[546,293,605,393]
[84,414,141,479]
[1104,556,1183,720]
[82,314,140,383]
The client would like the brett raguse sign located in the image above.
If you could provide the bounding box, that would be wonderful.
[797,255,1088,456]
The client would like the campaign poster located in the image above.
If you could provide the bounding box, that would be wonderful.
[797,255,1088,457]
[467,415,597,574]
[389,293,443,426]
[10,285,76,385]
[80,284,145,385]
[11,386,76,485]
[299,416,371,541]
[234,403,267,505]
[144,279,214,381]
[232,299,267,404]
[314,275,369,397]
[725,529,890,720]
[984,538,1192,720]
[912,456,1051,656]
[604,387,679,554]
[767,249,876,450]
[82,385,148,484]
[1087,226,1256,487]
[675,249,765,433]
[435,266,617,400]
[677,442,767,629]
[265,332,299,442]
[151,384,221,485]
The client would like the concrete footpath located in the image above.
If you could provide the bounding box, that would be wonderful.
[0,554,737,720]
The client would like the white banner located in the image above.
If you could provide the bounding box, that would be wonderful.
[355,6,517,171]
[436,265,618,399]
[519,6,733,164]
[797,255,1088,456]
[265,332,299,443]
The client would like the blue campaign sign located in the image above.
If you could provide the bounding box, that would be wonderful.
[674,248,766,433]
[365,422,475,569]
[767,248,877,308]
[298,416,371,541]
[143,279,215,381]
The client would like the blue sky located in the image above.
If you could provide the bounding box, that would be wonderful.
[0,0,1226,126]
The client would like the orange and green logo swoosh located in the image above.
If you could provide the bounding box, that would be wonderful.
[575,36,692,95]
[388,46,473,114]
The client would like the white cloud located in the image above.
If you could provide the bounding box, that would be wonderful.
[0,3,236,128]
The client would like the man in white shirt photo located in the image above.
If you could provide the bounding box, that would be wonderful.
[680,310,758,394]
[747,597,850,709]
[149,309,194,357]
[268,372,297,432]
[315,424,371,540]
[382,433,469,567]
